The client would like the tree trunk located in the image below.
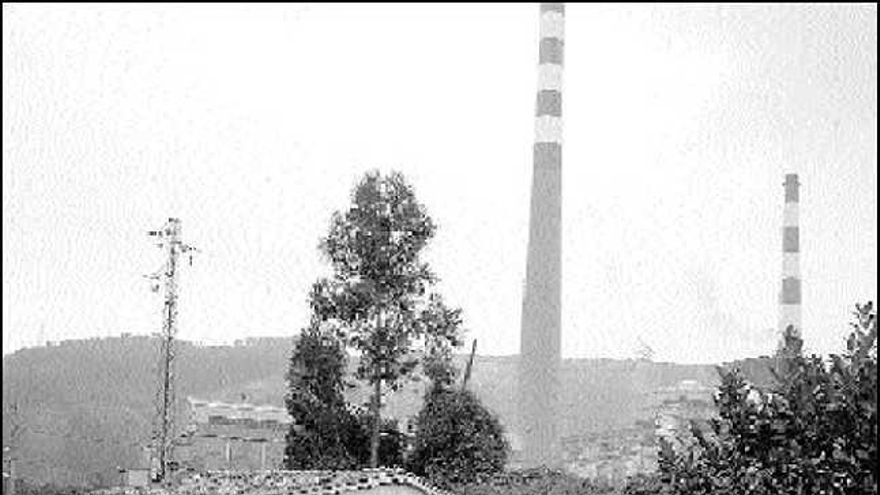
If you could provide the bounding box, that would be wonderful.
[370,375,381,467]
[370,308,384,468]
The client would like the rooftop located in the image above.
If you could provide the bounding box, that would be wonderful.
[187,397,291,425]
[90,468,453,495]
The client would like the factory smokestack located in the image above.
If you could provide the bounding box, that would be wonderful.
[779,173,802,351]
[519,2,564,468]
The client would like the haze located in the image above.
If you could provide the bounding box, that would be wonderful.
[3,4,877,363]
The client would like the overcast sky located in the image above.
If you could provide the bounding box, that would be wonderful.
[3,3,877,363]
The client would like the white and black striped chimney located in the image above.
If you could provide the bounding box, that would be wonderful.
[779,173,802,347]
[519,2,564,468]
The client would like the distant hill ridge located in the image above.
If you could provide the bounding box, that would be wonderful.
[3,335,768,488]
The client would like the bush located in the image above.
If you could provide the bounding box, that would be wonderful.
[284,326,366,469]
[344,413,405,467]
[655,302,878,495]
[373,417,405,467]
[284,404,368,470]
[408,388,508,488]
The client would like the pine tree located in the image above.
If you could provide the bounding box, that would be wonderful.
[284,322,366,469]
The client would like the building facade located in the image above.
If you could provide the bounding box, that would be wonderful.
[175,397,291,472]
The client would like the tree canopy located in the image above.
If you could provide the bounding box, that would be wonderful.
[307,170,463,467]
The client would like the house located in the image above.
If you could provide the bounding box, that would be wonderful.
[116,444,153,488]
[117,468,149,488]
[653,379,716,454]
[175,397,291,471]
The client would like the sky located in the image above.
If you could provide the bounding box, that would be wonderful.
[2,3,877,363]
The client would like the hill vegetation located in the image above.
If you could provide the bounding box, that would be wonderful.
[3,335,720,488]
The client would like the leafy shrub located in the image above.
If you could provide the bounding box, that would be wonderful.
[284,323,407,469]
[408,388,508,488]
[655,302,878,495]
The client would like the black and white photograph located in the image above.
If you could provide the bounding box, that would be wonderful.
[2,3,877,494]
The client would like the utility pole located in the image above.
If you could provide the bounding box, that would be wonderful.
[9,456,15,495]
[2,447,15,495]
[461,339,477,390]
[3,401,26,495]
[146,218,198,484]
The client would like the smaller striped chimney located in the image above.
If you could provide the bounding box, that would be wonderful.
[779,174,801,345]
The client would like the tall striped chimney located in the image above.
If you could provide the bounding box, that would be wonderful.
[779,173,802,345]
[519,2,564,468]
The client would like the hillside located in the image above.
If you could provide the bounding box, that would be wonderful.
[2,336,295,487]
[1,335,736,488]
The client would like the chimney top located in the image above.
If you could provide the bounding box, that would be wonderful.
[784,174,799,203]
[541,3,565,14]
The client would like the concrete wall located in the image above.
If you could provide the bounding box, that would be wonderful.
[124,469,149,488]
